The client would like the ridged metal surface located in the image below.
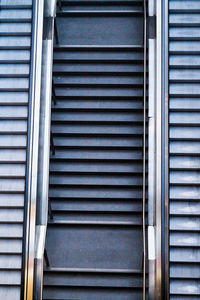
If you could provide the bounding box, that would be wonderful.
[169,0,200,298]
[0,0,32,298]
[43,0,147,299]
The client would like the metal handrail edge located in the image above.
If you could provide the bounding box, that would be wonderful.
[22,0,45,299]
[33,1,57,299]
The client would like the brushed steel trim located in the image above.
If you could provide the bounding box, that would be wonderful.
[148,0,156,299]
[33,1,56,299]
[163,0,169,298]
[23,1,44,299]
[155,0,162,299]
[143,0,147,299]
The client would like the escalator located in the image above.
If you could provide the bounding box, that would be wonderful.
[43,1,147,299]
[0,0,33,298]
[2,1,200,299]
[168,0,200,298]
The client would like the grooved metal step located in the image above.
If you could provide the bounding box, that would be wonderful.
[168,0,200,298]
[43,0,146,299]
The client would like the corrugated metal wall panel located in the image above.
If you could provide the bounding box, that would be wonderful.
[0,0,32,298]
[169,0,200,298]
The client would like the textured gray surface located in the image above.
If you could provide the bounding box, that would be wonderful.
[43,0,146,299]
[0,0,32,298]
[169,0,200,298]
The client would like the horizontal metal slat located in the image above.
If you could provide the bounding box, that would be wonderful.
[57,10,143,16]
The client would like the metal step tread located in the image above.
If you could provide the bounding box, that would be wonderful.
[169,0,200,296]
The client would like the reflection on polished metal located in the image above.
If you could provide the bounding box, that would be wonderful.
[33,0,57,299]
[23,0,44,299]
[156,0,162,298]
[163,0,169,298]
[142,0,147,299]
[148,0,156,299]
[34,226,47,300]
[23,0,45,299]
